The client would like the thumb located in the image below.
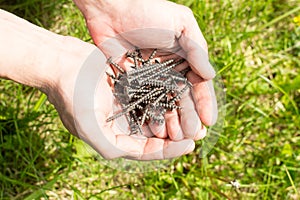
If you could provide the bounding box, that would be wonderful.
[86,19,132,58]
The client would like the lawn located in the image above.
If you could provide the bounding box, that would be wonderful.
[0,0,299,199]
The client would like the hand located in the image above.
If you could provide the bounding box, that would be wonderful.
[46,38,196,160]
[0,9,195,160]
[74,0,218,140]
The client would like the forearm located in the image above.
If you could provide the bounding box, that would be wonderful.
[0,9,96,91]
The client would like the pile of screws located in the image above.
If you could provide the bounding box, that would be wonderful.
[106,48,192,135]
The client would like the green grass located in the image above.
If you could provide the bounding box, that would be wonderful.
[0,0,299,199]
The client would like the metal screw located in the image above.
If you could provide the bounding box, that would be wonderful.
[107,57,125,74]
[106,72,116,80]
[138,59,184,85]
[126,59,174,78]
[143,49,157,65]
[107,87,164,122]
[142,79,177,90]
[106,48,193,135]
[179,67,191,76]
[169,82,191,104]
[148,49,157,61]
[129,110,143,135]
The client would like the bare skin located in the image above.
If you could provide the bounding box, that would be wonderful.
[0,0,218,160]
[0,9,195,160]
[74,0,218,140]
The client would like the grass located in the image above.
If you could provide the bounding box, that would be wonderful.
[0,0,299,199]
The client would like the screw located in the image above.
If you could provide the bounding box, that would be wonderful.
[126,87,152,95]
[138,59,184,85]
[107,48,193,135]
[139,92,167,125]
[135,104,144,110]
[107,87,164,122]
[142,79,177,90]
[168,70,188,83]
[148,111,164,125]
[148,49,157,60]
[126,51,139,69]
[144,49,157,65]
[127,60,175,81]
[153,91,167,106]
[135,47,143,59]
[143,101,181,111]
[107,57,125,74]
[169,82,191,104]
[106,72,117,80]
[140,106,150,126]
[179,67,191,76]
[129,110,143,135]
[127,64,162,82]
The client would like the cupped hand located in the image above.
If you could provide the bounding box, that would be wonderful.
[74,0,218,140]
[46,38,195,160]
[0,8,196,160]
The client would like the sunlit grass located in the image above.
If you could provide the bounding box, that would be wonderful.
[0,0,299,199]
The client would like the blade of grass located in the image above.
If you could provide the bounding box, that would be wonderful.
[0,172,34,188]
[259,75,299,115]
[33,93,47,111]
[283,164,299,196]
[263,165,273,200]
[259,6,300,30]
[71,186,86,200]
[216,58,240,75]
[24,176,60,200]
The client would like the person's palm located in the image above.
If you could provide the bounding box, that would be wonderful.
[48,48,196,160]
[93,71,197,160]
[75,0,218,141]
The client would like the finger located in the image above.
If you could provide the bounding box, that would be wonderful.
[177,6,215,79]
[141,138,195,160]
[83,96,194,160]
[87,20,134,61]
[89,25,135,74]
[100,36,133,60]
[101,38,136,73]
[187,71,218,126]
[194,125,207,141]
[142,124,155,138]
[120,28,180,51]
[179,89,206,140]
[148,121,168,139]
[165,110,184,141]
[95,126,195,160]
[83,123,147,160]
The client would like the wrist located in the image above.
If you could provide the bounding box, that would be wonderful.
[40,36,98,94]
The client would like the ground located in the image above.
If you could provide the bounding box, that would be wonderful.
[0,0,299,199]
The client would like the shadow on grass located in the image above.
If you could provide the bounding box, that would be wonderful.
[0,81,73,199]
[0,2,86,198]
